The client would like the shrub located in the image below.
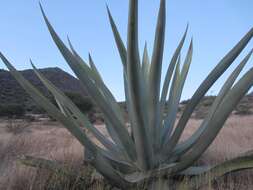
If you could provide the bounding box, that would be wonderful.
[64,92,93,113]
[0,104,25,118]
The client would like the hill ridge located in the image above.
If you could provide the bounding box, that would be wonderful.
[0,67,87,112]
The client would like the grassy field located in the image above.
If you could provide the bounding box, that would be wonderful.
[0,115,253,190]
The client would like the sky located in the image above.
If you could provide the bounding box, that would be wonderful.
[0,0,252,101]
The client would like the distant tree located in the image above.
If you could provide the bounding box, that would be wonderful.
[0,104,25,118]
[61,92,93,113]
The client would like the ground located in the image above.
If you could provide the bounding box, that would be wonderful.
[0,115,253,190]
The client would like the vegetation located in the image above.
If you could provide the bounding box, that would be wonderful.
[0,104,25,118]
[0,0,253,189]
[0,67,86,113]
[0,91,93,117]
[64,92,93,114]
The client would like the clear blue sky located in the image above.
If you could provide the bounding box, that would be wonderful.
[0,0,252,101]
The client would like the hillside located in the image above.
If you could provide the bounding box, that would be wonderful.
[179,95,253,119]
[0,67,87,112]
[1,67,253,119]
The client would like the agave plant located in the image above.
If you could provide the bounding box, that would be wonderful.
[1,0,253,189]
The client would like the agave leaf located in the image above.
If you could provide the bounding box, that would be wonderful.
[1,53,131,186]
[162,40,193,152]
[68,38,110,99]
[91,153,133,188]
[54,96,67,116]
[85,145,133,188]
[123,75,135,136]
[100,148,138,174]
[87,142,136,176]
[68,24,129,147]
[83,147,131,187]
[62,40,127,152]
[127,0,153,170]
[148,0,166,150]
[103,12,133,134]
[67,37,92,72]
[103,118,127,155]
[39,4,137,161]
[142,43,150,86]
[88,53,103,81]
[106,5,127,71]
[68,45,127,149]
[161,55,181,143]
[160,25,188,106]
[0,54,130,184]
[31,62,127,158]
[178,151,253,190]
[174,66,253,173]
[141,43,150,86]
[158,25,188,141]
[123,162,177,185]
[140,65,253,178]
[106,5,137,137]
[171,49,253,159]
[140,43,153,141]
[141,44,151,135]
[179,166,210,176]
[67,39,125,124]
[106,4,132,119]
[87,53,126,124]
[67,37,100,86]
[165,27,253,156]
[0,52,101,154]
[177,39,193,96]
[19,154,133,187]
[107,6,170,151]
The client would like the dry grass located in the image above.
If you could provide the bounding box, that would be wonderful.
[0,120,85,190]
[0,115,253,189]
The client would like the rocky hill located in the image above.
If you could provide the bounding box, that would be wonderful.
[0,67,87,112]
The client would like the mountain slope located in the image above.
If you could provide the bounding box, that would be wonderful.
[0,67,87,112]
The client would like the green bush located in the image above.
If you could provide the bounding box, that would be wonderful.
[64,92,93,113]
[0,104,25,118]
